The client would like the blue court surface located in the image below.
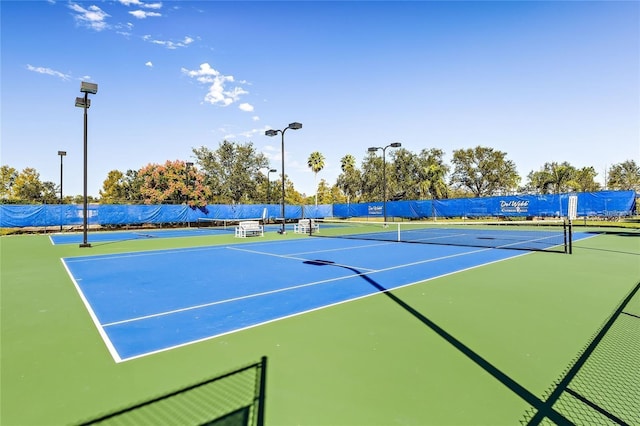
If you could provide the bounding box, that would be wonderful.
[63,235,579,363]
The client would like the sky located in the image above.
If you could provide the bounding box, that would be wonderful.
[1,0,639,198]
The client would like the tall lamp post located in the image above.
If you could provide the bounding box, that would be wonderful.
[265,122,302,234]
[266,168,277,204]
[368,142,401,223]
[58,150,66,231]
[185,162,193,226]
[185,162,193,204]
[75,81,98,248]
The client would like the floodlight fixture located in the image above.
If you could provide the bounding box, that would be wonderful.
[288,122,302,130]
[75,97,90,108]
[265,129,278,137]
[80,81,98,94]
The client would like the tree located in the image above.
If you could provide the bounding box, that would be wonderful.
[41,181,58,204]
[100,170,127,203]
[527,162,576,194]
[389,148,418,200]
[0,165,17,200]
[307,151,325,206]
[336,154,361,204]
[360,151,383,202]
[123,169,143,202]
[417,148,449,199]
[12,168,45,203]
[284,177,304,205]
[138,160,211,206]
[450,146,520,197]
[316,179,332,204]
[573,167,600,192]
[608,160,640,191]
[193,141,269,204]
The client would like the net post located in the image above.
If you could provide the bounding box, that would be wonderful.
[563,220,568,254]
[568,220,573,254]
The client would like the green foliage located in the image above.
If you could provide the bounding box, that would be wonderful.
[525,162,601,194]
[359,151,383,202]
[607,160,640,191]
[450,146,520,197]
[573,167,601,192]
[336,154,362,204]
[193,141,269,204]
[1,165,18,200]
[307,151,325,205]
[11,168,56,203]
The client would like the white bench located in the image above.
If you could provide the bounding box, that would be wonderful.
[235,221,264,238]
[293,219,319,234]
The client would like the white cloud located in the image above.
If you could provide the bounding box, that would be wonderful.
[145,61,153,67]
[68,2,110,31]
[129,10,161,19]
[252,116,260,121]
[26,64,71,80]
[119,0,163,8]
[181,63,250,107]
[239,103,254,112]
[142,35,193,49]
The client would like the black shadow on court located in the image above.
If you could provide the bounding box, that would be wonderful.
[303,259,573,425]
[78,356,267,426]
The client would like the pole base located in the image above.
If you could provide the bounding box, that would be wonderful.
[278,230,286,235]
[79,243,92,248]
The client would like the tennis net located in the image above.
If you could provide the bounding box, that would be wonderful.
[311,219,572,253]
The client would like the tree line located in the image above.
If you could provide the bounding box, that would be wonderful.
[1,140,639,206]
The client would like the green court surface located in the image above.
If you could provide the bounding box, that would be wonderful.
[1,227,638,425]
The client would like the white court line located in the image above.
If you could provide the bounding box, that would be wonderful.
[61,258,123,363]
[102,245,497,329]
[119,247,529,363]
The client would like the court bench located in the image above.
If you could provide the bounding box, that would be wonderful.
[235,221,264,238]
[293,219,319,234]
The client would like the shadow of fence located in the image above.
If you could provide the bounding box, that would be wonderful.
[78,356,267,426]
[522,283,640,425]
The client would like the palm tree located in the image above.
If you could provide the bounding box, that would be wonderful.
[307,151,325,206]
[338,154,359,204]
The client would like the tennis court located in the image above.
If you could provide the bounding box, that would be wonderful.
[63,237,550,362]
[2,223,638,425]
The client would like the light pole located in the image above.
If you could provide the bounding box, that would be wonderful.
[75,81,97,248]
[58,150,66,231]
[185,162,193,226]
[185,162,193,205]
[266,168,277,204]
[368,142,401,223]
[265,122,302,234]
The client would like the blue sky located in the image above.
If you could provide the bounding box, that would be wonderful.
[2,0,638,198]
